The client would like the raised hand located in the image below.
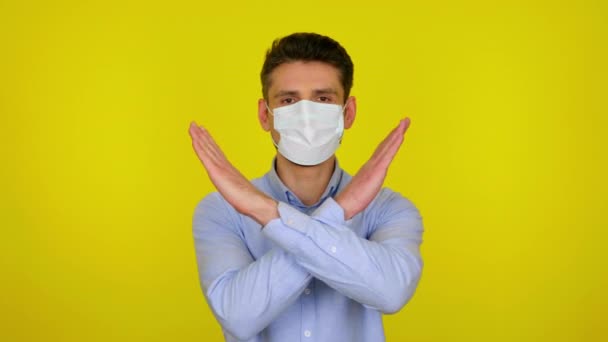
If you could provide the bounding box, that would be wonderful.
[335,118,411,220]
[189,121,278,226]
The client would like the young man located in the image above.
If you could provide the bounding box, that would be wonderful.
[189,33,424,342]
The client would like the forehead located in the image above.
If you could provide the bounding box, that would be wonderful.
[267,61,343,97]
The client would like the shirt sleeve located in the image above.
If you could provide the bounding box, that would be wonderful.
[192,192,312,341]
[262,189,424,314]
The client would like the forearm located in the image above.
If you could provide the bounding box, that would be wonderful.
[263,199,423,313]
[202,248,311,340]
[247,195,279,227]
[193,193,309,340]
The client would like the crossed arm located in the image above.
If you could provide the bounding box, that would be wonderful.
[188,118,410,225]
[189,119,422,340]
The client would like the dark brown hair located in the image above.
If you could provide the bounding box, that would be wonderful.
[260,32,354,101]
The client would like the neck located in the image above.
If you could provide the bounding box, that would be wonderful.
[275,154,336,206]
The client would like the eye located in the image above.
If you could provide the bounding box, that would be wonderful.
[318,96,333,103]
[280,97,297,105]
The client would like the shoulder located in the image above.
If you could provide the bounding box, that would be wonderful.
[365,187,423,225]
[194,171,268,218]
[376,188,420,211]
[192,173,269,234]
[192,191,240,233]
[194,191,228,214]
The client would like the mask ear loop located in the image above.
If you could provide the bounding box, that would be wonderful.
[337,101,347,141]
[265,102,274,116]
[265,102,280,149]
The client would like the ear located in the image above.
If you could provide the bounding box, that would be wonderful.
[343,96,357,129]
[258,98,272,131]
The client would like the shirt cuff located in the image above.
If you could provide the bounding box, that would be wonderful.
[262,199,349,253]
[311,197,347,226]
[262,202,312,252]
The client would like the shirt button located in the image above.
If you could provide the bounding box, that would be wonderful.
[287,219,294,225]
[304,330,311,337]
[331,246,337,253]
[304,288,311,295]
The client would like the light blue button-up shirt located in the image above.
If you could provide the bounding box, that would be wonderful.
[192,158,424,341]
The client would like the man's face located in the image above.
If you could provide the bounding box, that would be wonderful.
[258,61,354,144]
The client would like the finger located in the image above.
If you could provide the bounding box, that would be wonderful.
[384,119,408,151]
[190,126,212,159]
[190,123,222,161]
[397,117,411,135]
[193,139,229,178]
[192,125,236,175]
[372,118,411,166]
[190,124,221,166]
[195,138,245,188]
[385,118,411,149]
[201,128,228,159]
[381,118,412,162]
[189,124,245,189]
[189,121,209,138]
[189,122,208,145]
[197,126,228,162]
[192,139,214,169]
[194,135,224,169]
[189,121,202,141]
[372,120,405,159]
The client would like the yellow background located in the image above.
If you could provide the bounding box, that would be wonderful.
[1,0,606,341]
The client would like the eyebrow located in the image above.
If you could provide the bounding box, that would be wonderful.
[273,90,299,99]
[313,88,338,96]
[272,88,339,99]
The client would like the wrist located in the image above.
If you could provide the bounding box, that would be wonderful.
[250,195,279,227]
[334,194,355,221]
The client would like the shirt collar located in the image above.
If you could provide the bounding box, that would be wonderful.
[266,157,344,210]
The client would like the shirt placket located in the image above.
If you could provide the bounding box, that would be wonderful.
[300,278,316,340]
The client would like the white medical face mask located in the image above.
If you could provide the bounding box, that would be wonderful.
[267,99,345,166]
